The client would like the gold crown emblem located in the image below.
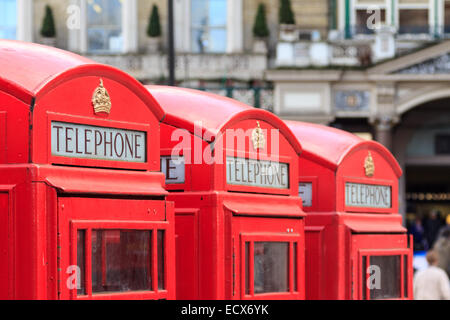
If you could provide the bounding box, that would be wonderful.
[92,79,111,115]
[364,152,375,177]
[252,121,265,150]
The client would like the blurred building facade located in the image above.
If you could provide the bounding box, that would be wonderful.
[1,0,450,222]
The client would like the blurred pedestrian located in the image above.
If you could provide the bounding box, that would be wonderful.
[414,250,450,300]
[424,210,444,248]
[434,218,450,278]
[409,217,427,251]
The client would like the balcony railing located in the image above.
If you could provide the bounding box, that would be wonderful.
[86,53,268,83]
[186,85,274,111]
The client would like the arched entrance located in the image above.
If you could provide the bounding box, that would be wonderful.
[394,97,450,251]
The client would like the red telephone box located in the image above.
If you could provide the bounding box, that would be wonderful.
[286,121,413,300]
[147,86,306,300]
[0,41,175,300]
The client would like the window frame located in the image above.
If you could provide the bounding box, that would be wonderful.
[341,0,441,38]
[240,233,301,300]
[175,0,243,53]
[69,0,137,54]
[397,6,431,35]
[352,3,388,38]
[70,220,169,300]
[358,248,410,300]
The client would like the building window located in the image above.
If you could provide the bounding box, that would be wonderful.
[435,134,450,155]
[445,1,450,34]
[398,9,429,34]
[191,0,227,53]
[355,8,386,35]
[87,0,123,53]
[0,0,17,40]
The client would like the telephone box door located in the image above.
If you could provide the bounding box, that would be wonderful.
[351,234,412,300]
[57,196,171,300]
[232,216,304,300]
[174,209,199,300]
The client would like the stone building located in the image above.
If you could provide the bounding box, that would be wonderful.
[1,0,449,222]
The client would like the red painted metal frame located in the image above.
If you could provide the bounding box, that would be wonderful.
[0,41,175,300]
[151,86,306,300]
[69,220,172,300]
[286,120,413,300]
[357,248,411,300]
[239,233,302,300]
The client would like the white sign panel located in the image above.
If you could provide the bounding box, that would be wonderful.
[226,157,289,189]
[345,182,391,209]
[161,156,185,184]
[51,121,146,163]
[299,183,312,207]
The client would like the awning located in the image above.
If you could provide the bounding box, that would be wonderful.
[223,196,305,218]
[35,165,168,196]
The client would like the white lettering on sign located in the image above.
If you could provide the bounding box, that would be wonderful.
[299,182,312,207]
[345,182,391,209]
[226,157,289,189]
[51,121,146,163]
[161,156,185,184]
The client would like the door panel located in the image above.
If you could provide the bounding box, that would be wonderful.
[175,209,199,299]
[232,215,305,300]
[57,196,171,300]
[351,233,412,300]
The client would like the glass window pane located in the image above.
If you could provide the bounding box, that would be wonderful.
[87,0,122,52]
[157,230,165,290]
[192,28,207,53]
[369,255,401,300]
[209,29,227,53]
[191,0,208,27]
[87,28,107,52]
[91,230,152,294]
[355,9,386,34]
[0,0,17,40]
[209,0,227,27]
[254,242,289,294]
[191,0,227,53]
[77,230,86,296]
[399,9,429,34]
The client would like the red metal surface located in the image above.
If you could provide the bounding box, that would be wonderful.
[149,85,302,154]
[149,85,305,300]
[0,40,164,121]
[286,120,413,300]
[0,41,174,300]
